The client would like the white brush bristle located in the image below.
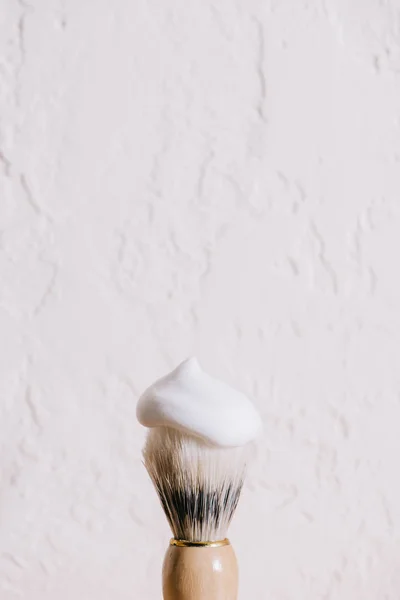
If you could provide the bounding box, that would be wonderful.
[143,427,250,542]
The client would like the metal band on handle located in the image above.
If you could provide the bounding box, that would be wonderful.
[170,538,230,548]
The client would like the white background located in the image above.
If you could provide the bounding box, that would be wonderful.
[1,1,400,598]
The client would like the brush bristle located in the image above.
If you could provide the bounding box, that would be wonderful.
[143,427,250,542]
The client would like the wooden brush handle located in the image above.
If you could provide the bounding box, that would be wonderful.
[162,541,238,600]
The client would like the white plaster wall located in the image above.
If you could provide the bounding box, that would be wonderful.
[1,0,400,598]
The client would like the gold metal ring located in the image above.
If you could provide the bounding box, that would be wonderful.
[170,538,230,548]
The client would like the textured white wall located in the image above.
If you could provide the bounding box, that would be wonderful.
[1,0,400,598]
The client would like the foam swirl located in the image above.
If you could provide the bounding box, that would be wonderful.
[136,357,262,447]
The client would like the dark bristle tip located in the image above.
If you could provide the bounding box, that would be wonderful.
[157,481,244,542]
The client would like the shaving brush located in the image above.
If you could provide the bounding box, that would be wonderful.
[137,358,262,600]
[143,427,251,599]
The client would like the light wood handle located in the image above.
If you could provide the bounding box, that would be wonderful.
[162,543,238,600]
